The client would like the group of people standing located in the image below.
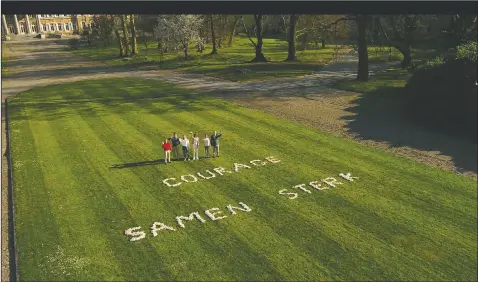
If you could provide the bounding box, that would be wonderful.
[161,131,222,163]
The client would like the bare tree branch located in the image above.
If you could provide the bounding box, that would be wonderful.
[241,15,257,48]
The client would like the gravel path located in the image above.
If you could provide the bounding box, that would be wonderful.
[2,35,476,280]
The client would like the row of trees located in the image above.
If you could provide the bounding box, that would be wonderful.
[84,14,476,81]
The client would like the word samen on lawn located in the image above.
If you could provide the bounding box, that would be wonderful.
[125,202,252,242]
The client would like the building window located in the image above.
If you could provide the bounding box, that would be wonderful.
[43,25,47,31]
[57,23,62,30]
[50,23,55,31]
[9,26,15,33]
[31,25,37,33]
[82,22,86,28]
[72,23,76,30]
[65,23,70,31]
[20,24,25,33]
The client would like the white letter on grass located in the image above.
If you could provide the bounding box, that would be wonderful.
[181,174,198,183]
[124,226,146,242]
[205,208,228,221]
[175,212,207,228]
[151,222,176,237]
[265,156,281,163]
[294,184,312,193]
[250,159,267,166]
[309,181,328,190]
[197,170,216,180]
[227,202,252,215]
[278,189,298,200]
[322,177,343,188]
[163,178,182,187]
[339,173,359,182]
[213,167,233,176]
[234,163,251,172]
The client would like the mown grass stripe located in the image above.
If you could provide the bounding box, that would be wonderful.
[8,78,477,281]
[81,95,329,280]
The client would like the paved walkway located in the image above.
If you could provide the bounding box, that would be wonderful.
[2,36,396,99]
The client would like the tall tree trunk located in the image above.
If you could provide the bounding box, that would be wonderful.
[285,14,299,61]
[395,44,413,68]
[129,14,138,56]
[184,43,189,59]
[299,32,308,51]
[114,28,125,57]
[357,15,369,81]
[251,14,267,62]
[120,15,129,57]
[210,15,218,54]
[228,16,240,47]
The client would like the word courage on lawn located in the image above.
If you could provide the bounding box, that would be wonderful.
[162,156,281,187]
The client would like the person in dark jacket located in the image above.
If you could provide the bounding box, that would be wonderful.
[211,131,222,158]
[168,133,181,160]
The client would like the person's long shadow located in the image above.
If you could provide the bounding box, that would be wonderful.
[111,159,172,169]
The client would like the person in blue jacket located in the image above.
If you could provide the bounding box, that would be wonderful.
[168,132,181,160]
[210,131,222,158]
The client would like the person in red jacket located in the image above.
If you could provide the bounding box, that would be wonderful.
[162,139,172,164]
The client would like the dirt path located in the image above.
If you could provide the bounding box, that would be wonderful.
[1,36,476,279]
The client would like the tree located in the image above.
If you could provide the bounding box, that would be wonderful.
[285,14,299,61]
[135,15,158,57]
[154,15,203,59]
[447,15,477,48]
[227,15,241,47]
[113,16,126,57]
[121,15,129,56]
[216,15,229,48]
[91,15,115,46]
[210,15,218,54]
[242,14,268,62]
[377,15,429,68]
[296,15,349,50]
[130,14,138,56]
[356,15,370,81]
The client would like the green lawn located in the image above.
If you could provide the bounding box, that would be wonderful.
[71,37,403,81]
[8,78,477,281]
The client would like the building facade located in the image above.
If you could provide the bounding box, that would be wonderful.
[2,14,94,36]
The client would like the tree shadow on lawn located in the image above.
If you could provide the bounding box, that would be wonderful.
[341,86,477,175]
[184,62,324,82]
[6,80,223,122]
[2,64,145,80]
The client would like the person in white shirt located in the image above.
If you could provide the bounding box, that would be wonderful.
[203,134,211,158]
[179,135,190,161]
[190,132,200,160]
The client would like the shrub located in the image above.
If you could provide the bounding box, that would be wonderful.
[405,48,477,142]
[416,55,445,71]
[456,40,477,63]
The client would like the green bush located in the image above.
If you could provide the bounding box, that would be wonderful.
[405,48,477,141]
[456,40,477,63]
[416,55,445,71]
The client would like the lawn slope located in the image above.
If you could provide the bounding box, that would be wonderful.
[7,78,477,281]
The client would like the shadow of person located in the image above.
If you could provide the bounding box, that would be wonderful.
[110,159,176,169]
